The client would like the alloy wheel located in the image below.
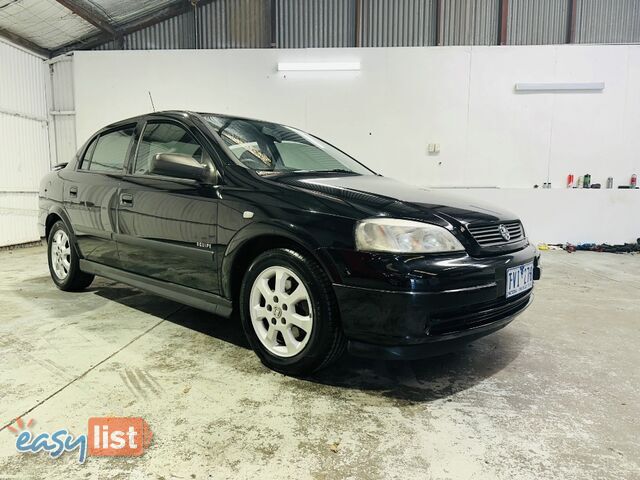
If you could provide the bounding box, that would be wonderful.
[51,229,71,280]
[249,266,313,358]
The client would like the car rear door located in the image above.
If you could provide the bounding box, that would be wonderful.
[63,124,136,267]
[115,120,221,294]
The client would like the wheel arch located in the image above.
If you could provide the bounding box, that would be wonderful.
[44,207,77,250]
[223,223,340,302]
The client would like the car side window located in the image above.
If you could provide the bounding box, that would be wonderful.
[82,127,135,172]
[78,137,98,170]
[133,122,206,175]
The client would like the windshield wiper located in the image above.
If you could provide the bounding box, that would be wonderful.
[291,168,358,174]
[319,169,358,174]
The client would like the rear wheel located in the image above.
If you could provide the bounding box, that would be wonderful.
[239,248,346,376]
[47,220,94,291]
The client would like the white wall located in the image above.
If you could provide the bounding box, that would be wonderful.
[437,188,638,246]
[0,40,49,247]
[73,46,640,244]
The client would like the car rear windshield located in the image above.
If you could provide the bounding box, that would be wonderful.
[202,115,373,175]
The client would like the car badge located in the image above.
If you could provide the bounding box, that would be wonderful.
[498,224,511,241]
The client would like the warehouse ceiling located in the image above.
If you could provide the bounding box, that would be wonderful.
[0,0,195,56]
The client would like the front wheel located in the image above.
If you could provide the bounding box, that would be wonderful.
[47,220,94,291]
[239,248,346,376]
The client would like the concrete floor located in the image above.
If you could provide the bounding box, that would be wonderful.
[0,246,638,479]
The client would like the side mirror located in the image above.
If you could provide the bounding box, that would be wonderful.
[150,153,210,182]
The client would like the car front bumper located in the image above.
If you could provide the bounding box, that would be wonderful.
[326,244,540,359]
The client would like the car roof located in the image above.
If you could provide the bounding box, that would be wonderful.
[196,111,277,124]
[102,110,198,130]
[102,110,278,131]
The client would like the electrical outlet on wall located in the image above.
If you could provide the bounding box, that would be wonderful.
[428,143,440,155]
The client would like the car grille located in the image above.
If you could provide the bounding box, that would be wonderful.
[467,221,524,247]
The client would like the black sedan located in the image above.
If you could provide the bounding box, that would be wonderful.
[39,111,541,375]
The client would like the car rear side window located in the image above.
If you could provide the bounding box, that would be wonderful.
[133,122,204,175]
[81,127,134,172]
[78,137,98,170]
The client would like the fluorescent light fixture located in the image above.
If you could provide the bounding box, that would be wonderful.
[515,82,605,92]
[278,62,361,72]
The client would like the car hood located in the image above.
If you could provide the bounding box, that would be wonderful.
[275,174,518,225]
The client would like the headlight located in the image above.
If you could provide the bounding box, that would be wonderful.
[355,218,465,253]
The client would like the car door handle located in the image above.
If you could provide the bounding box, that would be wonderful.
[69,186,78,197]
[120,193,133,206]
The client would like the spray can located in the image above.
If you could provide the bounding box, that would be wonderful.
[606,177,614,189]
[632,174,638,188]
[584,174,591,188]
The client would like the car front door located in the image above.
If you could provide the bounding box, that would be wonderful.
[116,120,221,294]
[63,125,136,268]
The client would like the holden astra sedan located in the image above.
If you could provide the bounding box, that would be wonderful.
[39,111,541,375]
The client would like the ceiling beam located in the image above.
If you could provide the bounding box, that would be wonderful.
[0,26,51,57]
[52,0,215,56]
[54,0,117,36]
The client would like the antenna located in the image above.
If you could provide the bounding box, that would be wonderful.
[148,91,156,112]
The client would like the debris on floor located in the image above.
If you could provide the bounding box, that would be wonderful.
[560,240,640,254]
[537,243,562,251]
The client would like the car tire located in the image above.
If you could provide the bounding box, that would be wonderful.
[47,220,95,291]
[239,248,346,376]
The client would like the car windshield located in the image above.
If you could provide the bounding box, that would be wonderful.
[202,114,374,175]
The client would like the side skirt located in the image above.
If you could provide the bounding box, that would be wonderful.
[79,259,233,317]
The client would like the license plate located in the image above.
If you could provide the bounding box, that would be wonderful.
[506,262,534,298]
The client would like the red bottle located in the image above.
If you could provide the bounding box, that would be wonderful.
[567,174,574,188]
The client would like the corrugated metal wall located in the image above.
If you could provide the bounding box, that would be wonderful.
[91,0,640,50]
[359,0,436,47]
[95,0,271,50]
[95,10,195,49]
[212,0,271,48]
[128,12,196,49]
[0,40,49,247]
[575,0,640,44]
[276,0,356,48]
[440,0,500,46]
[508,0,570,45]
